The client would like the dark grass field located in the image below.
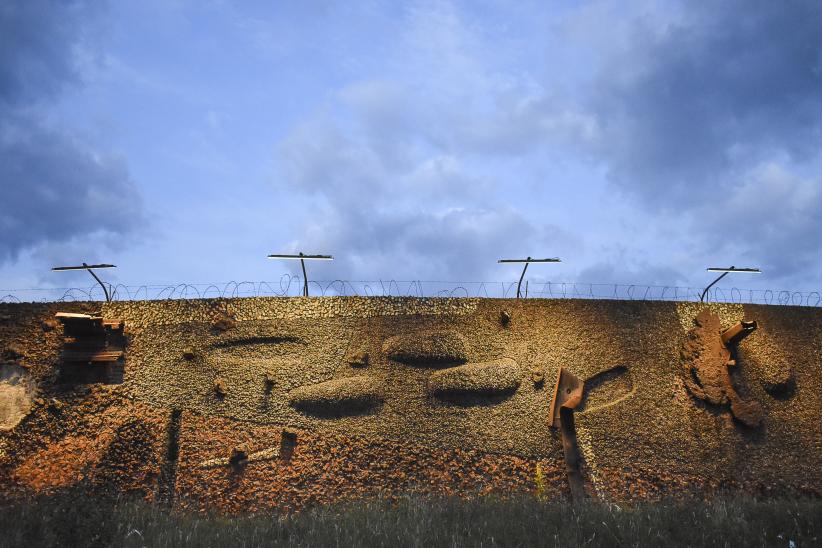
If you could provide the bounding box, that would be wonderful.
[0,491,818,547]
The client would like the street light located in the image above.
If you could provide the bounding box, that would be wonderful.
[700,266,761,302]
[52,263,117,302]
[498,257,561,298]
[267,253,333,297]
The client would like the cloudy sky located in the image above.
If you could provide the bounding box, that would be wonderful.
[2,0,821,296]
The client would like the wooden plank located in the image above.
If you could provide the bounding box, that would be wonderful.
[61,350,124,362]
[63,342,111,353]
[63,327,107,339]
[55,312,96,320]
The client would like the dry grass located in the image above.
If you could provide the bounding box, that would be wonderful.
[0,490,818,547]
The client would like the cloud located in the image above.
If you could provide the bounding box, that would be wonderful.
[0,1,100,106]
[276,0,822,287]
[0,0,145,266]
[581,0,822,197]
[275,2,585,282]
[556,0,822,284]
[577,259,685,288]
[690,162,822,282]
[290,204,574,282]
[0,120,144,263]
[279,103,576,281]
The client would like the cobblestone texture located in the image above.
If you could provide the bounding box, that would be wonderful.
[0,298,819,513]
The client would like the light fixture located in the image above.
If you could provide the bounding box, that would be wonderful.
[497,257,562,298]
[701,266,761,302]
[52,263,117,302]
[267,253,333,296]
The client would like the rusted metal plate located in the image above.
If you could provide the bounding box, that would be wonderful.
[547,367,584,428]
[720,320,757,346]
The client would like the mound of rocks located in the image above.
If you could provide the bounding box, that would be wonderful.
[428,358,521,396]
[383,331,467,365]
[289,376,384,415]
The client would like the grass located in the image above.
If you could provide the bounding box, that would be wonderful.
[0,490,818,547]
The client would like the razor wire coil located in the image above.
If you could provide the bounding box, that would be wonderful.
[0,275,820,307]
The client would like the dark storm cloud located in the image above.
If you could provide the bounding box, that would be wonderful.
[0,121,143,263]
[0,1,96,106]
[0,1,144,264]
[591,0,822,201]
[581,0,822,282]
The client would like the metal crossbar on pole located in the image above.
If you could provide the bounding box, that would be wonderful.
[267,253,333,296]
[701,266,761,302]
[52,263,116,302]
[498,257,562,298]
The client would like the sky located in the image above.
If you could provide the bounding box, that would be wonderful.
[1,0,821,297]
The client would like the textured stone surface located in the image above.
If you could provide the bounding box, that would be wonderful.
[0,297,820,513]
[288,376,384,415]
[427,358,521,396]
[383,331,468,365]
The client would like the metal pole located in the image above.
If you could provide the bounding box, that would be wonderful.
[268,253,332,297]
[517,257,531,299]
[299,254,309,297]
[700,269,731,303]
[84,262,111,302]
[559,408,586,503]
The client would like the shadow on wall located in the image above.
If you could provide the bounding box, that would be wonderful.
[577,365,634,413]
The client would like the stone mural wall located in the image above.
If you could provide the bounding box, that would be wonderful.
[0,297,819,512]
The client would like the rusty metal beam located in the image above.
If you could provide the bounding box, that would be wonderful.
[547,367,586,502]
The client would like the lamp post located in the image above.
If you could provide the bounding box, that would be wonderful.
[267,253,333,297]
[700,266,761,302]
[498,257,561,298]
[52,263,117,302]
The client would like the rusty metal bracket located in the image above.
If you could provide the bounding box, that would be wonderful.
[548,366,584,427]
[721,320,758,346]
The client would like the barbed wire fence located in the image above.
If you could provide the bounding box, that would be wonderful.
[1,275,820,306]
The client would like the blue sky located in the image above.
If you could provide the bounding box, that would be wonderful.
[2,0,821,295]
